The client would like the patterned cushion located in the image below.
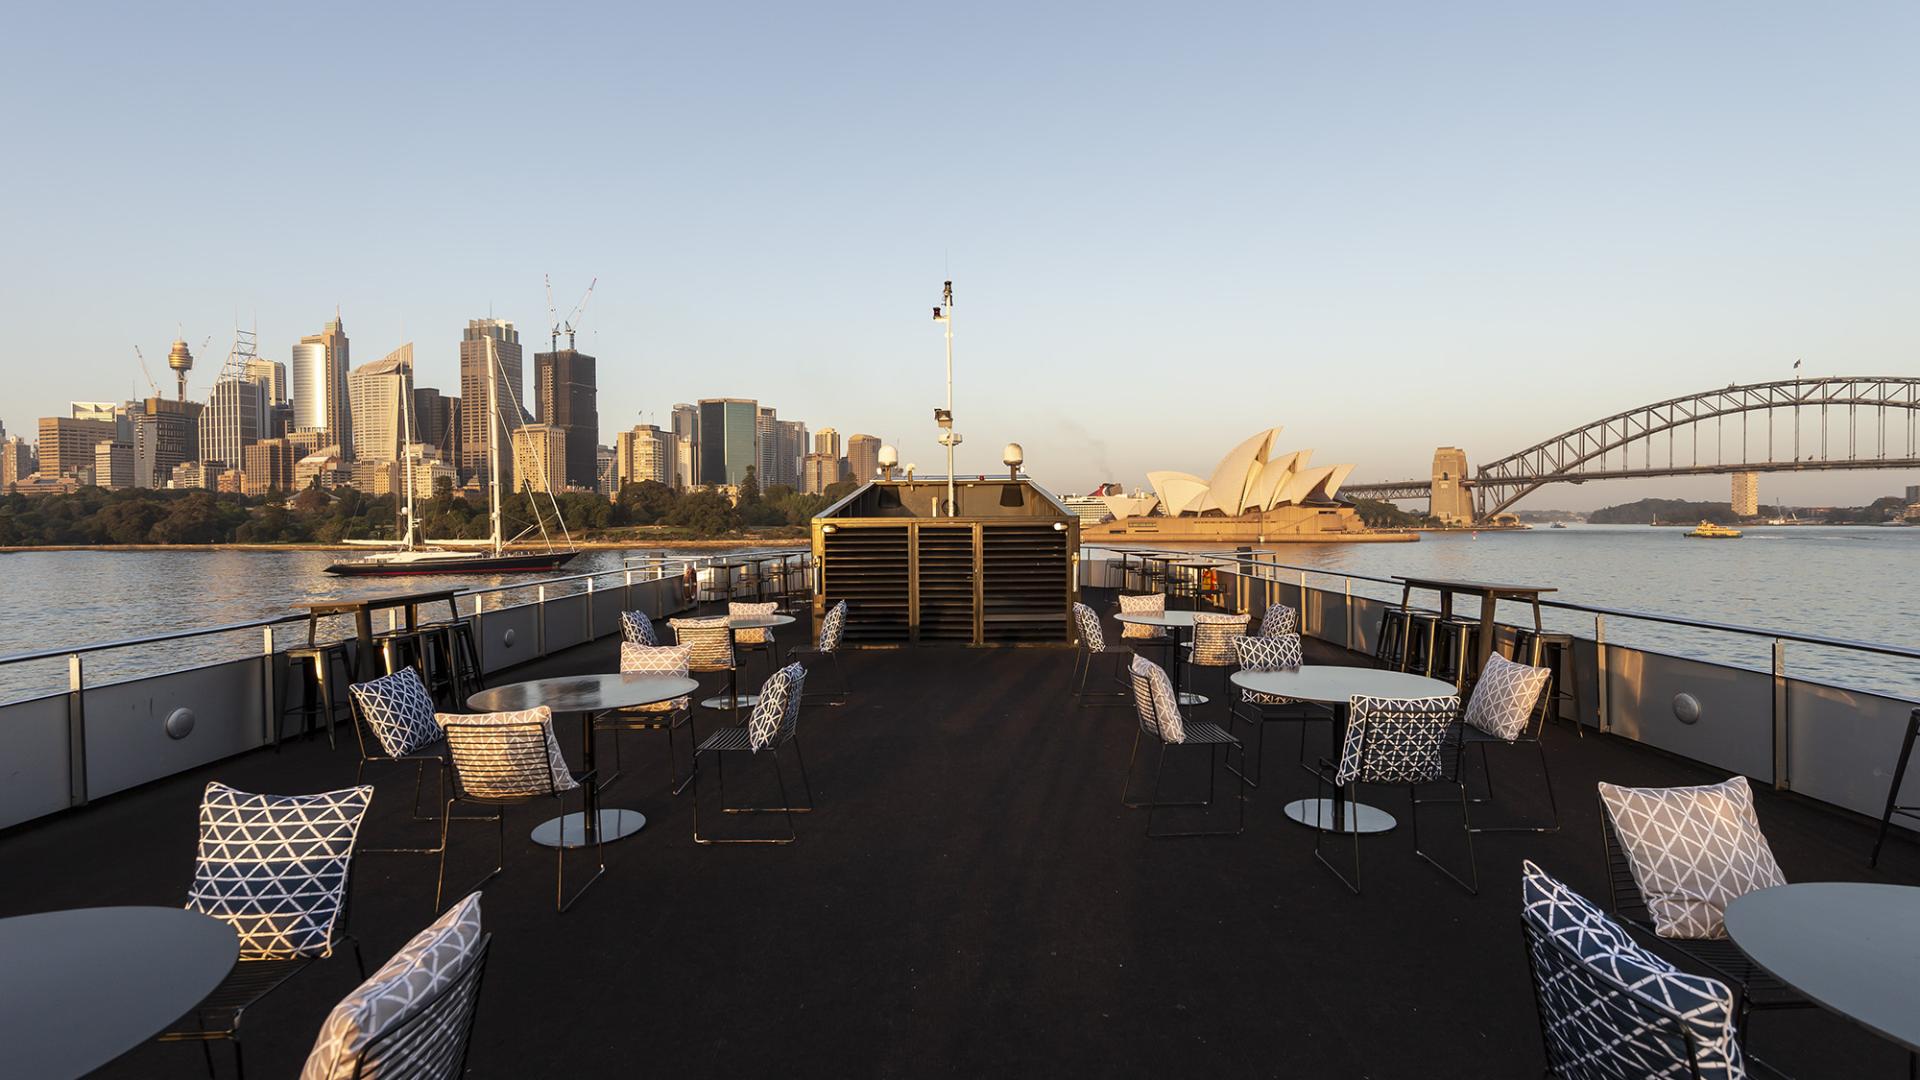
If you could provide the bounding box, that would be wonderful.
[619,643,692,711]
[439,707,578,798]
[186,782,373,960]
[348,667,442,758]
[1463,653,1550,741]
[298,892,486,1080]
[670,616,735,670]
[1257,604,1299,637]
[1598,777,1785,940]
[746,663,807,751]
[1233,634,1304,704]
[1128,655,1186,744]
[1335,695,1460,785]
[1117,593,1168,640]
[819,600,849,652]
[1190,613,1249,666]
[1521,860,1746,1079]
[619,610,659,647]
[1072,602,1107,652]
[729,601,779,645]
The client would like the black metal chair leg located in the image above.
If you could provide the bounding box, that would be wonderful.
[555,789,607,913]
[1412,782,1479,895]
[1871,710,1920,867]
[1312,775,1362,894]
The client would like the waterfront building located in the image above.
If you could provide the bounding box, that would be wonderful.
[802,451,845,494]
[199,366,266,469]
[349,459,399,496]
[412,389,460,465]
[845,433,881,483]
[246,358,288,405]
[1730,472,1759,517]
[776,419,807,487]
[458,318,524,485]
[1429,447,1473,526]
[241,438,295,496]
[169,460,224,490]
[346,345,414,463]
[814,426,841,460]
[93,440,134,490]
[133,397,202,489]
[533,348,599,490]
[0,435,33,490]
[510,422,566,495]
[615,424,677,488]
[697,398,758,487]
[756,407,779,485]
[670,403,699,481]
[37,416,116,479]
[216,468,245,494]
[292,314,353,459]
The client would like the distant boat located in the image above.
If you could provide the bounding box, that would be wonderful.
[1686,521,1743,539]
[1550,522,1568,529]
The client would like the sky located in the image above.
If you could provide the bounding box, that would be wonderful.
[1,2,1916,510]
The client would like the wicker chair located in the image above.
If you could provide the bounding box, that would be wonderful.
[1122,655,1245,838]
[729,600,782,684]
[1311,693,1475,894]
[1183,611,1249,713]
[439,707,604,912]
[691,663,811,844]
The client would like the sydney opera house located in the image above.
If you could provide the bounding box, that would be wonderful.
[1081,428,1413,543]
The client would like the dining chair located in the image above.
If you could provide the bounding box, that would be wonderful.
[1312,693,1475,894]
[1448,652,1558,832]
[787,599,850,705]
[1069,601,1131,707]
[1122,655,1245,838]
[1224,633,1331,788]
[690,663,811,844]
[595,642,693,793]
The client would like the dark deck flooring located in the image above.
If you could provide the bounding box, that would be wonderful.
[6,592,1920,1079]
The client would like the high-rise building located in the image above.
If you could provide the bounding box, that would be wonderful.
[38,416,116,479]
[1,435,33,490]
[133,397,202,488]
[670,403,699,482]
[241,438,295,496]
[673,434,693,490]
[510,423,566,495]
[595,444,616,496]
[93,440,135,490]
[70,401,124,425]
[845,433,881,483]
[246,358,288,405]
[458,319,524,486]
[200,332,267,468]
[347,345,415,463]
[802,452,845,494]
[697,398,759,487]
[265,401,295,439]
[413,389,459,464]
[533,349,598,490]
[756,407,779,485]
[1731,472,1759,517]
[814,426,841,460]
[615,424,677,488]
[774,419,807,488]
[292,314,352,459]
[170,460,225,490]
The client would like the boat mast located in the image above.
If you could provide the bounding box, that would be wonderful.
[400,380,417,550]
[488,338,503,557]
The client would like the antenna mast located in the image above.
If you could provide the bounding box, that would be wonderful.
[931,279,960,517]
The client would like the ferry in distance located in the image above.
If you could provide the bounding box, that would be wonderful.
[1686,521,1743,539]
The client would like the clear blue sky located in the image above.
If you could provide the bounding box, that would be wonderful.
[3,2,1915,509]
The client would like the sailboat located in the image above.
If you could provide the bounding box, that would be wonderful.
[326,338,579,577]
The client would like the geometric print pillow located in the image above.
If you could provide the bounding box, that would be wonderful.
[1520,859,1747,1080]
[1233,633,1304,704]
[619,643,693,712]
[1117,593,1168,640]
[745,663,807,751]
[438,707,578,798]
[1462,652,1550,741]
[1257,603,1299,637]
[819,600,849,653]
[348,666,443,758]
[298,891,486,1080]
[728,601,779,645]
[186,781,374,960]
[619,609,659,647]
[1598,777,1785,940]
[1335,695,1459,786]
[1128,655,1186,744]
[1072,602,1107,652]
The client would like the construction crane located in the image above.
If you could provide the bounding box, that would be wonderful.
[544,275,597,352]
[133,345,160,397]
[562,278,595,349]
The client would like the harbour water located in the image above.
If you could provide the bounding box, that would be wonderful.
[0,526,1915,703]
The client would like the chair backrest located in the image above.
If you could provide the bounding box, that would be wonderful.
[1234,633,1303,672]
[1257,604,1299,637]
[619,643,693,712]
[818,600,849,652]
[729,601,779,644]
[1520,859,1747,1080]
[746,663,808,751]
[1117,593,1167,640]
[1071,602,1106,652]
[619,609,659,647]
[349,935,490,1080]
[1333,694,1460,785]
[670,616,735,671]
[186,781,374,960]
[1127,655,1186,744]
[441,708,577,800]
[1190,612,1249,667]
[347,666,442,760]
[1597,777,1786,940]
[1462,652,1551,742]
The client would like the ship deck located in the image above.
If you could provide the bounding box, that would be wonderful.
[3,588,1916,1078]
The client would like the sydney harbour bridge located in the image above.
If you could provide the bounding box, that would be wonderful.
[1343,376,1920,521]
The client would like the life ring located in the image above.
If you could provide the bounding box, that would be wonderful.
[682,564,697,604]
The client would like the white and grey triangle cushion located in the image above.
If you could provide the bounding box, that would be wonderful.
[619,643,693,712]
[438,706,578,798]
[1128,655,1186,744]
[619,609,659,647]
[348,666,442,758]
[1598,776,1786,940]
[1233,633,1304,704]
[818,600,849,652]
[745,663,807,751]
[1072,602,1107,651]
[1257,604,1299,637]
[186,781,374,961]
[1190,612,1249,666]
[1117,593,1168,640]
[729,601,780,644]
[1462,653,1551,741]
[298,891,486,1080]
[1521,859,1747,1079]
[1334,695,1460,785]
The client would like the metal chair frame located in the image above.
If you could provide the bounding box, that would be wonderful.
[1121,663,1246,838]
[1069,603,1131,708]
[1447,666,1561,834]
[1312,698,1476,895]
[335,934,492,1080]
[279,640,355,749]
[690,667,812,844]
[1870,707,1920,868]
[439,719,605,913]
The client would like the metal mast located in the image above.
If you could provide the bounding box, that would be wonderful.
[932,280,960,516]
[487,337,504,557]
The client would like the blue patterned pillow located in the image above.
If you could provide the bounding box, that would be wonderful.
[187,782,373,960]
[746,663,807,751]
[819,600,849,652]
[348,666,442,758]
[1072,602,1106,651]
[620,610,659,647]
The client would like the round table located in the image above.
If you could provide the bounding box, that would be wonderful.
[701,613,798,711]
[468,673,699,848]
[0,906,238,1078]
[1230,665,1456,834]
[1725,882,1920,1054]
[1116,609,1208,706]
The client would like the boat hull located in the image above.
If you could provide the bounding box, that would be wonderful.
[323,551,581,576]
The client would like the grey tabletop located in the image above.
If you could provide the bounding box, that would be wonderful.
[1115,610,1201,629]
[467,673,700,714]
[0,906,238,1079]
[728,613,797,629]
[1724,882,1920,1053]
[1230,666,1457,704]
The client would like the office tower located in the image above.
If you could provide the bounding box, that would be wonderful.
[347,344,415,463]
[670,403,699,482]
[70,401,123,425]
[595,444,616,496]
[199,331,266,468]
[814,426,841,460]
[802,452,845,495]
[533,348,598,490]
[673,434,692,489]
[412,388,459,463]
[458,319,524,485]
[265,401,294,439]
[615,424,677,488]
[292,314,353,459]
[246,358,288,405]
[1,435,33,489]
[91,440,133,489]
[348,459,399,495]
[1731,472,1759,517]
[510,423,566,494]
[846,433,881,483]
[241,438,295,495]
[756,407,779,484]
[781,420,807,486]
[170,461,225,490]
[133,397,203,489]
[697,398,758,487]
[38,416,116,478]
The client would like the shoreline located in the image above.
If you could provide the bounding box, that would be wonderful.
[0,538,810,554]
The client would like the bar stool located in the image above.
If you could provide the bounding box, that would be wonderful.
[1511,628,1579,738]
[1375,606,1412,668]
[1434,617,1476,686]
[1400,611,1441,673]
[1870,708,1920,868]
[279,640,356,749]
